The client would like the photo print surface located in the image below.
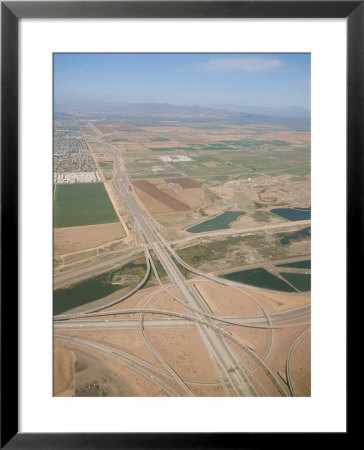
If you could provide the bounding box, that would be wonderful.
[53,53,311,397]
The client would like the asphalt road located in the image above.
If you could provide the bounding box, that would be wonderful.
[55,334,179,396]
[54,249,143,290]
[173,219,311,243]
[54,306,310,331]
[109,145,259,396]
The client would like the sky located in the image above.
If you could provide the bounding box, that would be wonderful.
[54,53,310,109]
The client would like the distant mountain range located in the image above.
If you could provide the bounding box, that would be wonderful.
[109,102,267,118]
[207,104,310,117]
[55,101,310,128]
[55,100,269,119]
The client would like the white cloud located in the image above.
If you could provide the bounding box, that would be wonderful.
[199,56,284,73]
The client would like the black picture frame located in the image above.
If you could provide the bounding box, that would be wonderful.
[1,1,357,448]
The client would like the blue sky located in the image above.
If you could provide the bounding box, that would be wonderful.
[54,53,310,109]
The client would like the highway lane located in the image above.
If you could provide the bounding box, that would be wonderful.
[55,306,287,397]
[55,334,179,396]
[54,307,310,331]
[54,247,151,319]
[136,217,308,378]
[146,233,278,373]
[109,145,259,396]
[173,219,311,243]
[55,306,297,397]
[286,327,311,396]
[56,334,225,388]
[54,248,143,290]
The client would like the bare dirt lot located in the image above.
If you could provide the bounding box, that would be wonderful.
[250,288,310,313]
[54,222,125,256]
[96,126,115,134]
[192,281,262,316]
[289,330,311,396]
[55,327,225,396]
[165,177,201,188]
[262,324,310,396]
[133,180,190,212]
[54,279,310,396]
[168,187,204,209]
[53,345,75,396]
[54,341,140,396]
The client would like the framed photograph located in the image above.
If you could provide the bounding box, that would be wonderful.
[2,1,357,448]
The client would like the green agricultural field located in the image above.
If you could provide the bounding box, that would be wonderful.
[200,143,231,151]
[280,165,310,178]
[149,146,197,152]
[99,161,114,180]
[125,160,156,170]
[153,142,309,183]
[148,147,175,152]
[168,160,248,181]
[130,173,183,179]
[125,124,310,187]
[208,175,229,181]
[193,155,222,163]
[54,183,118,228]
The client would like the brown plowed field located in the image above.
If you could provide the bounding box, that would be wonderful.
[54,222,125,255]
[164,177,200,188]
[97,126,115,134]
[133,188,173,214]
[133,180,190,211]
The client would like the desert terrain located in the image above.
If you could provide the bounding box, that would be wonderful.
[53,112,310,397]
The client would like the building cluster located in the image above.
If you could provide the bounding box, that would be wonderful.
[128,165,178,177]
[54,172,100,184]
[158,155,192,162]
[54,123,88,155]
[54,120,99,180]
[54,153,97,173]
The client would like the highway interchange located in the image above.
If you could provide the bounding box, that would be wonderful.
[55,142,311,397]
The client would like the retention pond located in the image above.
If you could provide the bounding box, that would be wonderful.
[187,211,246,233]
[270,206,311,221]
[222,268,296,292]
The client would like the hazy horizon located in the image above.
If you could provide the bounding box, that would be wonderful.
[54,53,311,110]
